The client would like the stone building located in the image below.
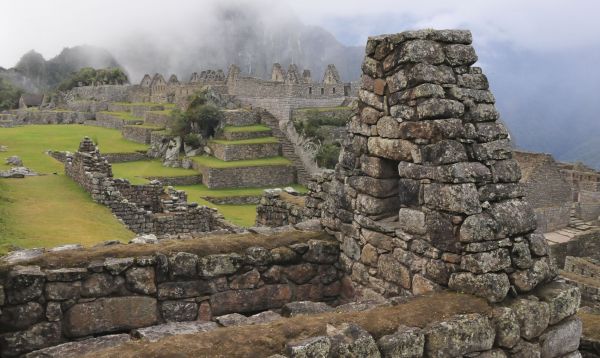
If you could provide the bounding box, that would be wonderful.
[514,151,572,232]
[18,93,44,109]
[559,161,600,221]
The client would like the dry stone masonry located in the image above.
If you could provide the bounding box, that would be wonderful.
[65,137,231,235]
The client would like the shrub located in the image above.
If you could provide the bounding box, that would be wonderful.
[169,92,223,146]
[0,78,23,110]
[57,67,128,91]
[315,143,341,169]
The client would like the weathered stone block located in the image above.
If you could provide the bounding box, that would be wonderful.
[81,273,125,297]
[377,325,424,358]
[6,266,45,305]
[0,322,62,358]
[398,178,421,207]
[210,284,292,316]
[478,183,525,202]
[535,281,581,325]
[362,57,383,78]
[281,301,332,317]
[466,103,500,122]
[197,254,244,277]
[488,199,536,236]
[169,252,198,278]
[398,208,426,235]
[157,280,211,300]
[229,268,261,289]
[348,176,399,198]
[386,69,409,93]
[160,300,198,322]
[539,317,582,358]
[425,211,460,253]
[103,257,134,275]
[509,298,550,340]
[359,90,384,111]
[64,296,159,337]
[389,83,445,105]
[510,258,552,292]
[421,140,467,165]
[511,241,533,269]
[45,268,88,282]
[460,248,511,274]
[328,323,381,358]
[132,321,218,343]
[444,44,478,66]
[45,281,81,301]
[424,313,494,357]
[472,139,512,161]
[447,87,495,103]
[407,63,455,86]
[416,98,464,120]
[286,336,331,358]
[423,183,481,214]
[125,267,156,295]
[357,194,400,216]
[490,159,522,183]
[491,307,520,348]
[361,106,383,125]
[528,233,549,256]
[0,302,44,331]
[378,254,411,289]
[367,137,416,161]
[448,272,510,302]
[384,40,445,73]
[457,73,489,89]
[304,240,340,264]
[436,162,492,184]
[474,122,509,142]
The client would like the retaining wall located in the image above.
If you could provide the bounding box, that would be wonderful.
[0,234,342,357]
[208,141,281,161]
[194,163,296,189]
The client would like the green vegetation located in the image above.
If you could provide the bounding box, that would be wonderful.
[0,177,134,255]
[223,125,271,133]
[57,67,128,91]
[99,111,143,122]
[112,160,198,185]
[293,108,349,138]
[210,137,279,145]
[114,102,176,109]
[0,124,142,253]
[316,143,341,169]
[170,92,223,145]
[295,106,350,112]
[192,155,292,168]
[0,124,146,173]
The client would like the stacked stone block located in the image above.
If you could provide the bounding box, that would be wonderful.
[0,238,343,356]
[66,137,229,235]
[307,29,555,304]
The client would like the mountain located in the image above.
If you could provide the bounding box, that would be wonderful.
[0,45,122,93]
[558,138,600,170]
[109,4,363,82]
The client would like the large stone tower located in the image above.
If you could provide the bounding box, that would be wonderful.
[324,29,555,303]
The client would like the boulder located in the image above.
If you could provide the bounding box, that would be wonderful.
[0,322,62,358]
[448,272,510,302]
[539,317,582,358]
[132,321,218,342]
[282,301,332,317]
[377,325,424,358]
[286,336,331,358]
[508,298,550,340]
[424,313,495,357]
[215,313,249,326]
[535,281,581,325]
[491,307,520,348]
[5,155,22,166]
[327,323,381,358]
[24,334,130,358]
[125,267,156,295]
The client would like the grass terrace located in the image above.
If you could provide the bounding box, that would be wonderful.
[113,102,177,109]
[209,137,279,145]
[0,125,143,254]
[112,160,198,185]
[192,155,292,168]
[98,111,143,121]
[222,124,271,133]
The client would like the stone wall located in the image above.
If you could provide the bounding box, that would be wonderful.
[550,230,600,268]
[122,125,162,144]
[10,110,93,125]
[562,256,600,304]
[65,137,230,235]
[195,163,296,189]
[92,112,143,129]
[144,175,203,186]
[514,151,573,232]
[66,85,132,103]
[145,111,172,127]
[0,234,342,357]
[208,141,281,161]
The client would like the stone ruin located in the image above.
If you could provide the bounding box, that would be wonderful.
[65,137,232,236]
[0,30,588,357]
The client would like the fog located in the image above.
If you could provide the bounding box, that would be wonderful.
[1,0,600,165]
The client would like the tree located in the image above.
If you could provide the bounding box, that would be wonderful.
[57,67,128,91]
[169,92,223,146]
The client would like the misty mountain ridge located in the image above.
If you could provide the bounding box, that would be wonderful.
[0,45,121,92]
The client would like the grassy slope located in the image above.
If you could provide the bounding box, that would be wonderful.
[0,125,144,253]
[210,137,279,145]
[0,125,147,173]
[223,125,271,133]
[192,155,292,168]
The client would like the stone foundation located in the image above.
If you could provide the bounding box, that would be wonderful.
[0,232,342,357]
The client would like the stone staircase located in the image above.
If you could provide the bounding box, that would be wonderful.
[259,110,310,185]
[191,109,297,189]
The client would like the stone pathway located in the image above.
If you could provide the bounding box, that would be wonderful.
[544,212,598,245]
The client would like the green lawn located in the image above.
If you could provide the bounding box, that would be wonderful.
[0,125,147,173]
[112,160,198,185]
[98,111,143,122]
[0,176,135,255]
[192,155,292,168]
[210,137,279,145]
[223,125,271,133]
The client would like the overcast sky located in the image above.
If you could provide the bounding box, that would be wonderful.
[1,0,598,67]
